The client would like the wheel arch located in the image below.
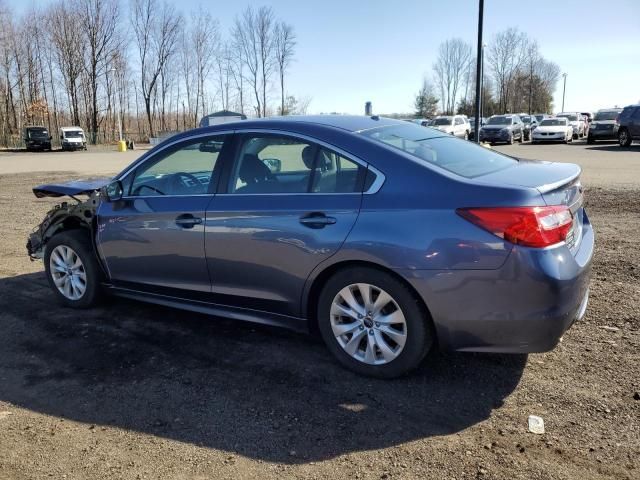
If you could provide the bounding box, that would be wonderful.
[303,259,436,340]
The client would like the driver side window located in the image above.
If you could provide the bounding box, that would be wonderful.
[129,135,226,196]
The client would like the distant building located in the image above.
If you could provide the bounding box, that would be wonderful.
[199,110,247,127]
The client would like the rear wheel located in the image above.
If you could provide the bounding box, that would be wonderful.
[317,267,433,378]
[44,230,103,308]
[619,129,632,147]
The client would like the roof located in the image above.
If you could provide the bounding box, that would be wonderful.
[202,110,246,118]
[60,126,83,131]
[200,115,407,133]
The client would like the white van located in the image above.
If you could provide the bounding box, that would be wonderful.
[60,127,87,151]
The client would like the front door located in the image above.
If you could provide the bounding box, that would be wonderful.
[97,134,230,294]
[204,133,366,317]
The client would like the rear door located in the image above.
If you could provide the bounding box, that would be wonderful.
[204,132,366,317]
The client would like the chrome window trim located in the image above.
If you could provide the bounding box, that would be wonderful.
[117,127,386,197]
[227,128,385,195]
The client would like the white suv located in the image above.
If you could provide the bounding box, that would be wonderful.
[556,112,585,139]
[430,115,471,140]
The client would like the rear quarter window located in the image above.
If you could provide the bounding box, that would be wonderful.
[361,124,517,178]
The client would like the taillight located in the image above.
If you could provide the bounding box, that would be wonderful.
[457,206,573,248]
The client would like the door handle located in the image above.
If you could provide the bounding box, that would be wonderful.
[175,214,203,229]
[299,213,337,229]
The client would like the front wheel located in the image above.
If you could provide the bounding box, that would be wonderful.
[317,267,433,378]
[463,131,469,141]
[619,129,632,147]
[44,230,103,308]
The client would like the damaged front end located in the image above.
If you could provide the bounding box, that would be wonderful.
[26,178,110,260]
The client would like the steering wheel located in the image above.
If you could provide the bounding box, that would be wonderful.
[168,172,204,193]
[132,184,165,196]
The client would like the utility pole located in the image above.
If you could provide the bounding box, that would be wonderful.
[473,0,484,143]
[561,73,568,112]
[109,68,123,142]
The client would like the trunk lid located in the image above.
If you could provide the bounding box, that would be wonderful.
[33,178,111,198]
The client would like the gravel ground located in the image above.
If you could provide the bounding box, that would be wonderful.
[0,143,638,479]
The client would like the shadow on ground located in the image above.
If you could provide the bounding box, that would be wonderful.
[0,272,526,464]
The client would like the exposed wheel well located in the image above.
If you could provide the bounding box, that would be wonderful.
[305,260,435,338]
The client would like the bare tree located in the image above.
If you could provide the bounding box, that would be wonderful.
[432,38,473,115]
[487,28,528,112]
[79,0,121,143]
[189,7,219,124]
[233,6,277,117]
[131,0,181,137]
[233,7,262,116]
[49,1,84,126]
[274,21,295,115]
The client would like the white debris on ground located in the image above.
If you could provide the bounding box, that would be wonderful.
[528,415,545,434]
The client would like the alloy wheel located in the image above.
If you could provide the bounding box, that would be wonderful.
[49,245,87,300]
[330,283,407,365]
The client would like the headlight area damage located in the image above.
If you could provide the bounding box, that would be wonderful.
[26,178,110,260]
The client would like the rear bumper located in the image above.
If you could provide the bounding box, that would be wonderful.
[399,211,594,353]
[589,129,617,140]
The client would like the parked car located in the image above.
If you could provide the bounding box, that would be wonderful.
[431,115,471,139]
[531,117,573,144]
[617,104,640,147]
[478,114,525,144]
[556,112,585,139]
[60,127,87,151]
[520,115,538,141]
[26,116,593,378]
[587,108,623,144]
[23,126,52,151]
[533,113,551,123]
[468,117,487,140]
[411,118,431,127]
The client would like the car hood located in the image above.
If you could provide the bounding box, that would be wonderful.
[592,120,617,126]
[434,125,454,131]
[482,125,510,130]
[534,125,567,133]
[33,178,111,198]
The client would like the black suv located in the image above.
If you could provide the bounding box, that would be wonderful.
[617,104,640,147]
[24,126,52,151]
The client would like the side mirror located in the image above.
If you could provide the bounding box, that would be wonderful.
[103,180,123,202]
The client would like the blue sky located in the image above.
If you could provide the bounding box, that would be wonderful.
[9,0,640,114]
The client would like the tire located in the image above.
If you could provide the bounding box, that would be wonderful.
[463,131,469,141]
[518,131,523,143]
[317,267,434,378]
[44,230,103,308]
[619,129,632,147]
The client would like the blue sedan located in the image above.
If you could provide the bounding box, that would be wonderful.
[27,116,593,378]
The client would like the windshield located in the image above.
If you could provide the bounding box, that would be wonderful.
[433,118,452,126]
[361,124,516,178]
[540,119,567,126]
[558,114,578,121]
[594,111,620,121]
[64,130,83,138]
[487,116,512,125]
[521,116,532,123]
[28,128,48,138]
[535,115,545,122]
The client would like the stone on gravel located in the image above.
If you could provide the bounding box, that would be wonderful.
[528,415,545,434]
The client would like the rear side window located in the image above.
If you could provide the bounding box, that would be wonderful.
[361,124,517,178]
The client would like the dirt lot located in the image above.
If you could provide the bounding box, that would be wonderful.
[0,142,638,479]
